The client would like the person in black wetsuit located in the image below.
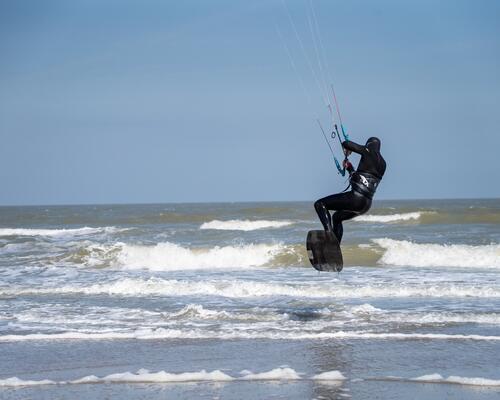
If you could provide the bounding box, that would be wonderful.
[314,137,386,243]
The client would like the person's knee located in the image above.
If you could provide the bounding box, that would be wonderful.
[314,200,324,212]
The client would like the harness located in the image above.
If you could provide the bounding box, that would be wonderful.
[350,171,381,199]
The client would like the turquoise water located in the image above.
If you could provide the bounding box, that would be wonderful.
[0,199,499,399]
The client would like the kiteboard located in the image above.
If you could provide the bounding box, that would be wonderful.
[306,230,343,272]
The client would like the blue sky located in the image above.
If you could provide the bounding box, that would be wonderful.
[1,0,499,205]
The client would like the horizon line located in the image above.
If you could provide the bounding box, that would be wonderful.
[0,196,498,208]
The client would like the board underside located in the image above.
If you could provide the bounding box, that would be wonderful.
[306,230,343,272]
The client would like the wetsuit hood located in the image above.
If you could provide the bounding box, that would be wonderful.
[366,137,381,152]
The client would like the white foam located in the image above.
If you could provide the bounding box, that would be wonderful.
[240,367,301,380]
[73,369,234,384]
[409,373,500,386]
[1,328,500,342]
[411,373,443,381]
[5,369,497,388]
[312,371,346,380]
[163,304,278,322]
[168,303,229,319]
[0,368,346,387]
[383,312,500,325]
[116,242,284,270]
[9,303,500,340]
[374,238,500,268]
[0,243,31,254]
[338,305,500,325]
[354,212,422,223]
[0,370,234,387]
[200,219,293,231]
[350,304,383,314]
[0,377,56,387]
[4,278,500,299]
[0,227,122,238]
[2,278,328,298]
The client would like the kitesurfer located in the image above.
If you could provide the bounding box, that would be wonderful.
[314,137,386,243]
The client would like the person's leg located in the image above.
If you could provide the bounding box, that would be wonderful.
[314,199,333,232]
[331,210,358,243]
[316,190,372,242]
[331,191,373,242]
[314,192,355,233]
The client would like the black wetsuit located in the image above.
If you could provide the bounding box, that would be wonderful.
[314,137,386,243]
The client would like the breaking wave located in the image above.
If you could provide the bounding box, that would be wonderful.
[0,377,57,387]
[4,277,499,298]
[0,227,123,238]
[59,241,306,270]
[5,369,497,388]
[409,374,500,386]
[1,328,499,342]
[355,208,500,225]
[161,304,280,321]
[200,219,294,231]
[116,242,287,270]
[11,234,498,269]
[374,238,500,268]
[338,303,500,325]
[8,303,500,337]
[355,212,423,223]
[381,373,500,387]
[0,368,345,387]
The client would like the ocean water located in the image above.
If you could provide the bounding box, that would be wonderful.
[0,199,499,399]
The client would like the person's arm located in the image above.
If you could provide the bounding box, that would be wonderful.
[342,140,367,155]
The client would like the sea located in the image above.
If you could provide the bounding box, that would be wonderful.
[0,199,499,399]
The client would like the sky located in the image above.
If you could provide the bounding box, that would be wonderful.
[0,0,499,205]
